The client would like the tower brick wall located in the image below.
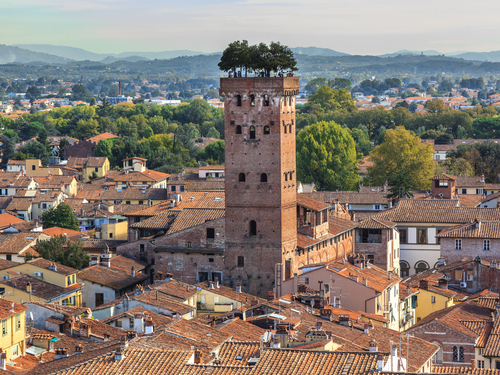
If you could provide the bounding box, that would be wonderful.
[220,77,299,296]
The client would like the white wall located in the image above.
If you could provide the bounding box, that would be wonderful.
[77,278,116,310]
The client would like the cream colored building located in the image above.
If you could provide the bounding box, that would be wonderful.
[0,300,28,362]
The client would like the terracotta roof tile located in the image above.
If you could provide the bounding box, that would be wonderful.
[77,264,148,290]
[0,274,81,301]
[297,194,331,211]
[437,221,500,238]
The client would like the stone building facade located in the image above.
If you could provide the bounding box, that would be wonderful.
[220,77,300,296]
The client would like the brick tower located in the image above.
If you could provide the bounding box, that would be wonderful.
[220,77,300,296]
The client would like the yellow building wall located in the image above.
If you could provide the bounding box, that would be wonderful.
[83,158,110,182]
[100,221,128,240]
[0,265,78,288]
[0,311,26,360]
[25,160,63,177]
[0,283,82,306]
[414,289,454,321]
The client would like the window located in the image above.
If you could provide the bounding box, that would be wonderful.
[289,124,292,134]
[6,255,11,261]
[374,204,381,210]
[67,276,71,286]
[431,296,436,303]
[171,185,176,192]
[479,348,485,356]
[260,173,267,183]
[455,270,462,280]
[207,228,215,239]
[399,229,407,244]
[238,256,244,267]
[2,320,7,336]
[477,189,483,195]
[264,126,270,135]
[356,229,382,243]
[366,254,375,264]
[284,123,287,134]
[15,314,21,331]
[478,360,485,369]
[140,244,145,253]
[116,319,122,327]
[180,186,185,192]
[284,172,288,182]
[129,318,134,328]
[72,274,75,284]
[249,94,255,107]
[462,189,467,194]
[249,220,257,236]
[95,293,104,307]
[187,242,192,248]
[32,165,36,171]
[236,95,241,106]
[305,277,309,285]
[12,345,18,358]
[126,201,131,205]
[109,233,113,239]
[417,229,427,244]
[455,239,462,250]
[415,261,429,274]
[439,181,448,187]
[95,167,98,172]
[484,239,490,251]
[236,125,242,134]
[249,126,256,139]
[208,258,214,263]
[139,200,144,205]
[263,95,270,106]
[42,203,47,209]
[2,276,8,280]
[238,173,246,182]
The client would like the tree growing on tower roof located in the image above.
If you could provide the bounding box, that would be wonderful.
[218,40,297,77]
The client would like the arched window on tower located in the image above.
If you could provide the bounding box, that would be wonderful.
[260,173,267,182]
[249,220,257,236]
[249,126,256,139]
[289,124,292,134]
[284,173,288,182]
[250,95,255,107]
[263,95,270,106]
[264,126,270,135]
[236,95,242,107]
[284,123,287,134]
[236,125,242,134]
[289,172,293,181]
[238,173,246,182]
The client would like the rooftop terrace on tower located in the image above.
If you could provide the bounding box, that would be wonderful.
[219,76,299,96]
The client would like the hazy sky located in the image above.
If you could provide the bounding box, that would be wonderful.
[4,0,500,55]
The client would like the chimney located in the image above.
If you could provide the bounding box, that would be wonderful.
[145,316,154,335]
[75,344,83,354]
[131,267,135,278]
[80,323,90,338]
[364,323,370,334]
[209,281,214,289]
[437,258,446,267]
[236,282,242,293]
[339,314,350,327]
[319,308,332,321]
[273,337,281,348]
[369,340,378,352]
[55,348,69,360]
[90,255,99,266]
[101,258,111,267]
[127,331,137,339]
[471,359,475,369]
[114,348,124,361]
[361,277,367,286]
[388,273,391,281]
[48,263,57,272]
[391,342,397,357]
[214,277,219,288]
[438,278,448,289]
[120,336,129,348]
[480,175,484,183]
[26,282,31,294]
[194,349,202,364]
[419,280,429,290]
[377,354,384,371]
[134,313,144,334]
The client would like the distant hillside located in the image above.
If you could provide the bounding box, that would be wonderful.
[100,55,149,64]
[291,47,349,57]
[13,44,211,62]
[378,50,442,58]
[0,45,73,64]
[452,51,500,62]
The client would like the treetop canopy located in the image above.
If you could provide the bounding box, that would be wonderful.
[218,40,298,77]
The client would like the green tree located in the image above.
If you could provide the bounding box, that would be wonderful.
[305,78,328,94]
[349,126,373,156]
[199,140,225,164]
[72,84,92,101]
[33,236,89,270]
[307,86,356,113]
[367,127,434,199]
[143,126,154,139]
[26,85,41,101]
[58,138,70,160]
[434,133,454,145]
[18,141,50,165]
[443,157,475,177]
[206,127,220,139]
[94,139,113,159]
[472,117,500,138]
[0,135,16,169]
[41,203,80,231]
[296,121,359,191]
